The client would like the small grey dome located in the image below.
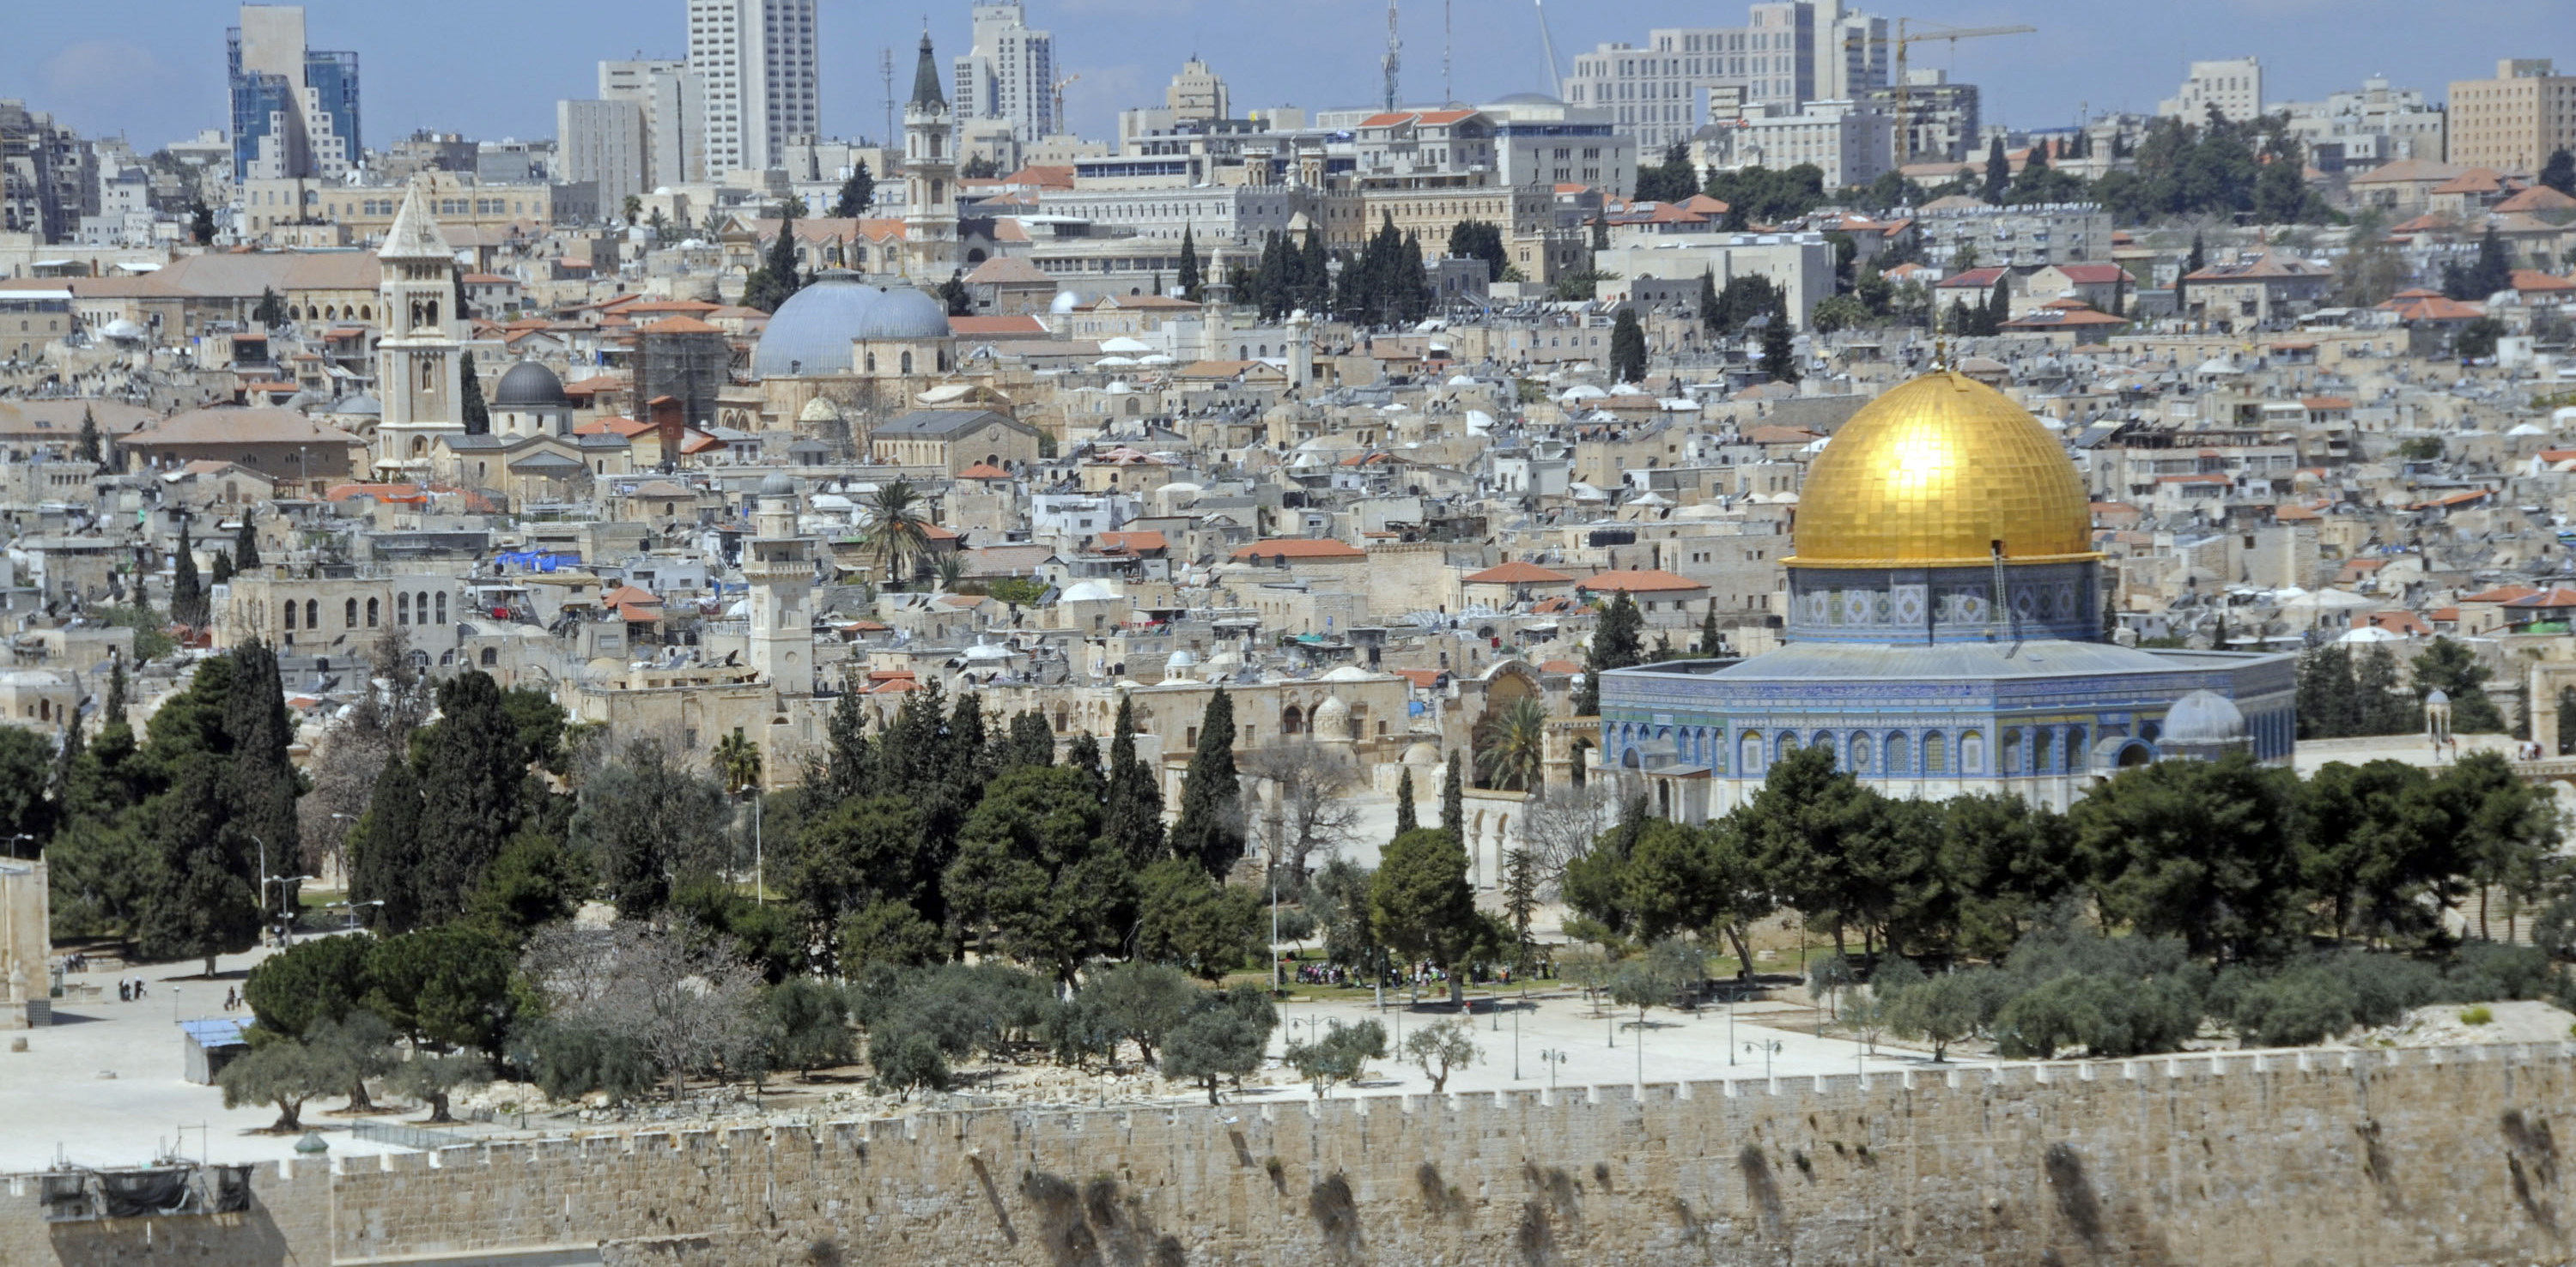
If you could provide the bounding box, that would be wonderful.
[759,470,796,498]
[491,360,569,409]
[2424,688,2451,706]
[332,393,381,415]
[2160,689,2246,744]
[753,273,886,377]
[857,288,953,341]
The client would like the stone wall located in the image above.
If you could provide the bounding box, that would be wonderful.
[9,1043,2576,1267]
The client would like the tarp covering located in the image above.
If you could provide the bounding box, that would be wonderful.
[492,550,581,572]
[100,1168,192,1218]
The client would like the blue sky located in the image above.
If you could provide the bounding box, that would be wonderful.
[2,0,2552,151]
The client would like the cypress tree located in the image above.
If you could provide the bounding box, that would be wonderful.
[1610,308,1647,385]
[1298,228,1329,315]
[1986,273,2012,335]
[1982,136,2010,203]
[459,349,490,436]
[1177,227,1202,301]
[234,514,262,571]
[169,521,205,627]
[210,550,234,587]
[1577,593,1646,715]
[1394,767,1418,837]
[1699,598,1722,657]
[1698,270,1722,333]
[407,670,524,924]
[1441,750,1464,837]
[1762,302,1801,383]
[104,658,127,726]
[1103,694,1165,866]
[1168,688,1244,876]
[350,752,424,931]
[76,405,100,464]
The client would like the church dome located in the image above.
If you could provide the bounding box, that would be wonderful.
[752,273,886,377]
[491,360,569,409]
[1312,694,1352,738]
[799,396,842,422]
[856,288,954,341]
[2160,689,2246,743]
[1790,372,2093,567]
[758,470,797,498]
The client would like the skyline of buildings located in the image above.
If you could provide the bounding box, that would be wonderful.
[685,0,820,176]
[226,3,361,181]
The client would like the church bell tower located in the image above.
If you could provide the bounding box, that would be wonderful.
[373,181,465,476]
[902,31,958,282]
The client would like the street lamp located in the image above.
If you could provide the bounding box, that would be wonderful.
[1746,1038,1782,1079]
[1537,1047,1569,1093]
[264,874,313,947]
[328,899,384,934]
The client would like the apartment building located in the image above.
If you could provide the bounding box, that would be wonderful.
[602,59,706,187]
[2447,58,2576,173]
[2159,57,2263,124]
[2275,75,2446,171]
[953,1,1057,144]
[1559,3,1883,155]
[228,4,361,182]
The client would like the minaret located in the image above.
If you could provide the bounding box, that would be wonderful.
[744,470,814,695]
[373,181,465,476]
[902,31,958,282]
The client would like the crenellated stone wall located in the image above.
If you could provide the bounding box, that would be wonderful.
[9,1043,2576,1267]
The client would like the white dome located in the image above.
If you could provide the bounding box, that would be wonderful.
[1312,694,1352,736]
[964,640,1011,661]
[1320,665,1377,682]
[1163,648,1200,679]
[799,396,842,422]
[1401,741,1443,767]
[1061,580,1114,602]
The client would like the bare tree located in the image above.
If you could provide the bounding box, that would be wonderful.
[1519,780,1623,895]
[1241,739,1362,880]
[520,919,763,1100]
[300,625,434,877]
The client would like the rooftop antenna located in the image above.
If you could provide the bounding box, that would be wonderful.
[1533,0,1564,94]
[1443,0,1453,103]
[879,48,896,145]
[1382,0,1402,112]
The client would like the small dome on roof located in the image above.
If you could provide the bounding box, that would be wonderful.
[332,393,381,415]
[1163,648,1200,680]
[2424,688,2451,706]
[799,396,842,422]
[1320,665,1377,682]
[1401,741,1443,767]
[759,470,796,498]
[2161,689,2246,744]
[1312,694,1352,737]
[492,360,569,409]
[1061,580,1114,603]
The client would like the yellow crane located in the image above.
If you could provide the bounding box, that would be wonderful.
[1849,21,2037,168]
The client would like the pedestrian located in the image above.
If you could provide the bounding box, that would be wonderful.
[118,979,129,1003]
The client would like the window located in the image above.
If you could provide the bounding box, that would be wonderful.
[367,597,379,627]
[1923,731,1947,774]
[283,601,297,631]
[306,599,319,629]
[479,647,497,667]
[398,592,410,624]
[346,598,359,627]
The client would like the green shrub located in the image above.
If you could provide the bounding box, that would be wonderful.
[2447,943,2554,1002]
[2459,1005,2494,1026]
[2230,965,2357,1046]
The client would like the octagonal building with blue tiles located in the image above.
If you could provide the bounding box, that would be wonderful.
[1596,370,2295,821]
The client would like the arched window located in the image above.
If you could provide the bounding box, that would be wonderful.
[2037,728,2057,774]
[1923,731,1948,774]
[434,592,447,624]
[416,591,430,622]
[426,299,439,326]
[479,647,497,667]
[283,601,298,631]
[900,350,914,374]
[2002,729,2024,775]
[1739,731,1765,777]
[398,592,410,624]
[1885,732,1911,775]
[304,599,319,629]
[1848,732,1874,773]
[1280,704,1303,735]
[1960,730,1985,774]
[367,597,380,627]
[345,597,358,627]
[2065,726,2087,773]
[1812,732,1837,767]
[1776,731,1800,762]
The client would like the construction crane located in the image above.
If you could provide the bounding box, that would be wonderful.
[1051,73,1079,136]
[1533,0,1565,96]
[1850,20,2036,167]
[1382,0,1403,112]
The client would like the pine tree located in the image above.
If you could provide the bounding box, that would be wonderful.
[233,514,262,571]
[407,671,525,924]
[830,161,877,217]
[459,349,490,436]
[1576,593,1646,715]
[1762,301,1801,383]
[76,406,100,464]
[1441,750,1464,836]
[169,521,205,628]
[2543,148,2576,197]
[1698,598,1722,657]
[1168,688,1244,876]
[1698,270,1722,332]
[104,658,127,727]
[210,550,234,588]
[1982,136,2010,203]
[1394,767,1418,836]
[1177,227,1202,301]
[1103,694,1165,866]
[1298,229,1330,315]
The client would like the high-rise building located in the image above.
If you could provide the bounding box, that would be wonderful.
[2447,58,2576,173]
[1859,70,1981,166]
[687,0,819,175]
[2158,58,2263,124]
[1166,58,1229,124]
[952,2,1057,143]
[2274,76,2445,172]
[228,5,361,181]
[0,100,91,242]
[602,59,706,187]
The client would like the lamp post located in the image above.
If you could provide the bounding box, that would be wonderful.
[328,899,383,934]
[1747,1038,1781,1079]
[264,874,313,947]
[1538,1047,1568,1093]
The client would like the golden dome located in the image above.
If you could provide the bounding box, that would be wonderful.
[1789,372,2095,568]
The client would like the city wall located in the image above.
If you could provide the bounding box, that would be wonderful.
[9,1042,2576,1267]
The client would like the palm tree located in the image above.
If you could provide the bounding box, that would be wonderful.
[866,477,932,587]
[713,730,762,797]
[932,552,967,591]
[1473,695,1550,793]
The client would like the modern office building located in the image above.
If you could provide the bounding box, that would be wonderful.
[2447,58,2576,173]
[1559,2,1882,155]
[687,0,820,175]
[952,1,1058,144]
[2274,75,2446,172]
[557,100,647,215]
[227,4,361,181]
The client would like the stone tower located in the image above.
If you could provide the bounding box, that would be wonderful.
[902,31,957,282]
[744,470,814,695]
[373,181,465,476]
